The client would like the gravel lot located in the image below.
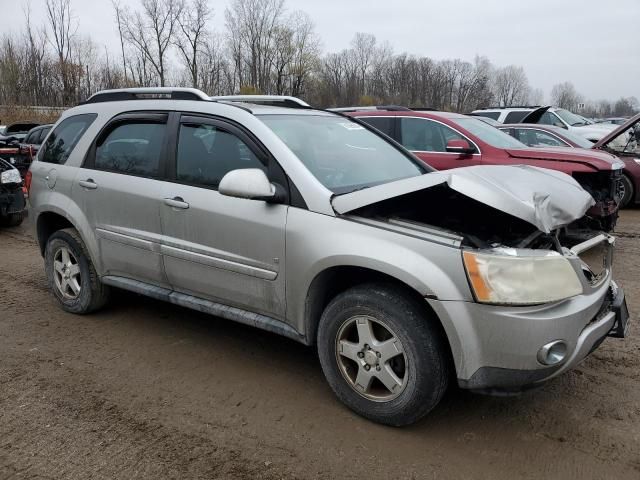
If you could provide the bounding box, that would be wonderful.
[1,211,639,479]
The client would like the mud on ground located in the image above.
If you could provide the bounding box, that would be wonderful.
[1,212,639,479]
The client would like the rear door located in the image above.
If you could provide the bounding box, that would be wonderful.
[158,113,288,319]
[75,112,170,287]
[397,117,481,171]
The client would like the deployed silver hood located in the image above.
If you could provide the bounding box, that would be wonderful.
[332,165,595,233]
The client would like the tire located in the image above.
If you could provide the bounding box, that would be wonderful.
[44,228,110,314]
[0,211,24,227]
[317,283,449,426]
[618,174,634,209]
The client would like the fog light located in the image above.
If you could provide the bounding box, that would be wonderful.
[537,340,568,366]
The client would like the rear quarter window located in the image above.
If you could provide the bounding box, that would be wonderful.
[40,114,97,164]
[504,111,530,123]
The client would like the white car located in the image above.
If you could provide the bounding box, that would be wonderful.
[472,106,616,142]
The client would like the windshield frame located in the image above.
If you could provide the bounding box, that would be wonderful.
[258,112,430,195]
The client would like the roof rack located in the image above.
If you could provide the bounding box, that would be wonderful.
[327,105,412,113]
[211,95,310,109]
[475,105,542,110]
[83,87,211,104]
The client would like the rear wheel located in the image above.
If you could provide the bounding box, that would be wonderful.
[317,283,449,426]
[44,228,110,314]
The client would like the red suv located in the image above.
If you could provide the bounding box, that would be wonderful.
[341,107,623,233]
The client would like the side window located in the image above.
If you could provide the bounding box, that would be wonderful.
[38,128,51,144]
[474,112,500,120]
[176,123,265,188]
[24,130,38,144]
[40,114,97,164]
[515,129,567,147]
[537,112,564,127]
[95,122,166,177]
[400,118,472,153]
[359,117,395,138]
[504,111,530,123]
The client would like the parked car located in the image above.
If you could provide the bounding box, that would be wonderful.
[29,88,628,426]
[597,117,629,126]
[0,157,26,227]
[0,121,42,168]
[471,106,617,142]
[339,107,623,234]
[498,121,640,207]
[12,124,53,176]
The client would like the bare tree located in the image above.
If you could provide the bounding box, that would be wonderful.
[493,65,530,107]
[112,0,129,84]
[121,0,185,87]
[175,0,211,88]
[551,81,583,110]
[45,0,77,104]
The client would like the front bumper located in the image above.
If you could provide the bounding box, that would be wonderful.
[428,234,628,393]
[0,186,26,216]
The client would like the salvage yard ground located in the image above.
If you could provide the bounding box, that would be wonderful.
[1,212,639,479]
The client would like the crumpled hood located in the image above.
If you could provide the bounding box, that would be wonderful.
[505,146,624,170]
[332,165,595,233]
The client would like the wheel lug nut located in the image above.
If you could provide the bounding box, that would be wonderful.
[376,366,381,371]
[357,352,364,358]
[376,352,381,358]
[364,365,370,371]
[364,344,369,350]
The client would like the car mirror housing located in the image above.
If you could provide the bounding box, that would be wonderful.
[445,139,475,156]
[219,168,276,201]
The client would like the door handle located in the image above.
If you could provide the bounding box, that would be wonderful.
[164,197,190,209]
[79,179,98,190]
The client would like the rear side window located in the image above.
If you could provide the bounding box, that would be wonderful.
[358,117,395,138]
[40,114,97,164]
[504,111,530,123]
[38,127,51,144]
[95,122,166,177]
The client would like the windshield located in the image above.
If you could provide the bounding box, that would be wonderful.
[555,109,589,127]
[454,118,527,149]
[259,114,426,193]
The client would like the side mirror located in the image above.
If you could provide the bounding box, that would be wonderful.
[219,168,276,201]
[445,139,475,155]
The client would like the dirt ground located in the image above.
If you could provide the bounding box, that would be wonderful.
[1,212,639,480]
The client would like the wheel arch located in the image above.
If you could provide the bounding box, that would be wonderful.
[302,265,456,370]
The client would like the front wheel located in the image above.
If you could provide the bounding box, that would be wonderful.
[317,283,449,426]
[618,174,635,209]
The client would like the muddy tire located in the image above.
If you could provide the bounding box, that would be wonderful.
[0,211,24,227]
[44,228,110,314]
[317,283,449,426]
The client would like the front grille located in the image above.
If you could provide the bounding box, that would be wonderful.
[573,170,621,203]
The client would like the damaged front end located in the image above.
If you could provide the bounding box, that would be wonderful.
[332,165,628,392]
[332,165,596,250]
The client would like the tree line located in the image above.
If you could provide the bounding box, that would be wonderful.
[0,0,637,118]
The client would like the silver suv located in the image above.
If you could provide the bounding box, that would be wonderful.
[29,88,629,426]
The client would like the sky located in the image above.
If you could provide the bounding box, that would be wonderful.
[1,0,638,102]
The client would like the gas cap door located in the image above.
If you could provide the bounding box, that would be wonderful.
[46,168,57,189]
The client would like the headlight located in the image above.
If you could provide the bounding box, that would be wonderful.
[463,250,583,305]
[1,168,21,184]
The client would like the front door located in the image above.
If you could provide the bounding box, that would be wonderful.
[159,114,288,319]
[397,117,482,171]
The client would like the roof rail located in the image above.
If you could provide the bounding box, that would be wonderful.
[474,105,542,110]
[327,105,412,113]
[83,87,211,104]
[211,95,311,109]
